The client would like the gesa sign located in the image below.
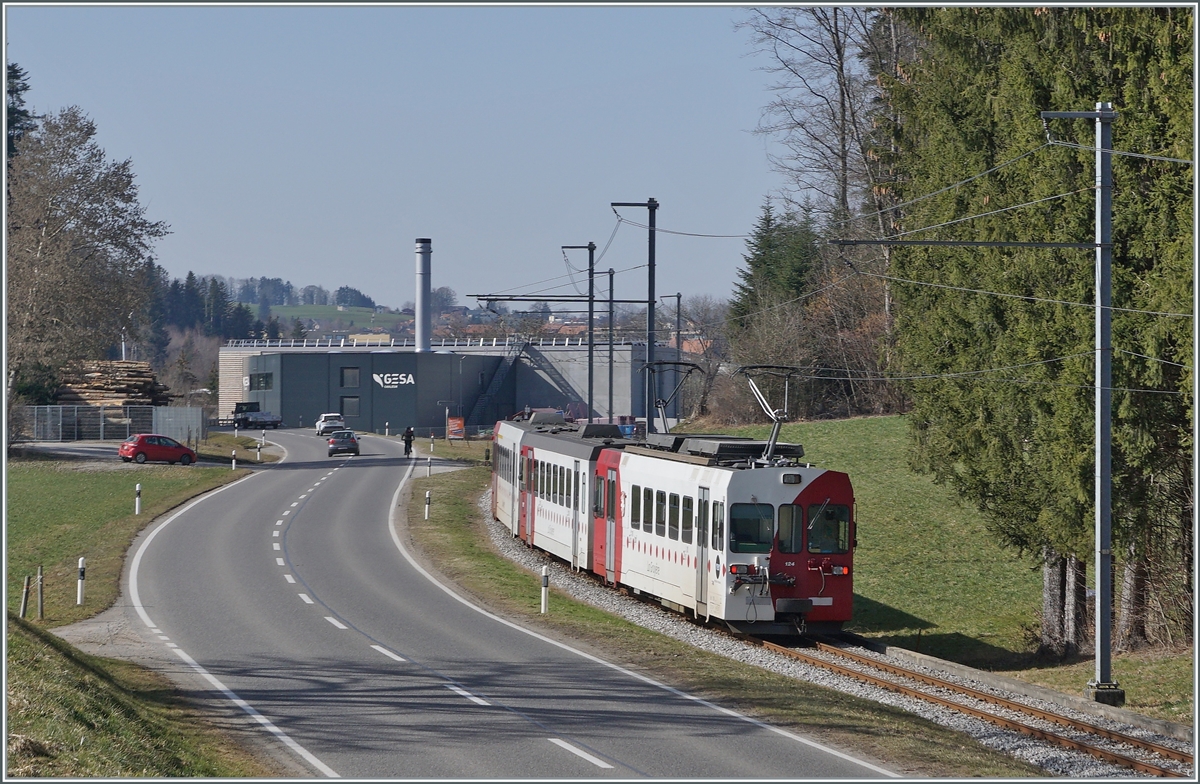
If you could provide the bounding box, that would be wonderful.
[373,373,415,389]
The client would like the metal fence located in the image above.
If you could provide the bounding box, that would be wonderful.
[16,406,206,445]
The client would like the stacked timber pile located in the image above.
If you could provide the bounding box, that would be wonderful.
[56,360,173,406]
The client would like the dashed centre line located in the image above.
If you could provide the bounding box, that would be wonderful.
[549,738,614,769]
[325,617,347,630]
[284,574,295,584]
[371,645,406,662]
[445,684,490,706]
[299,594,314,604]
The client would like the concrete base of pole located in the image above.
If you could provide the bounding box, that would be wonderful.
[1085,682,1126,707]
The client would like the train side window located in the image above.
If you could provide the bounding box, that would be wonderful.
[778,505,803,553]
[655,490,666,537]
[808,504,851,554]
[681,496,693,544]
[668,493,680,540]
[630,485,642,530]
[712,501,725,550]
[643,487,654,534]
[555,465,562,506]
[593,477,605,517]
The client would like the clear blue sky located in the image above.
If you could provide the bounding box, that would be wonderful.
[6,4,788,311]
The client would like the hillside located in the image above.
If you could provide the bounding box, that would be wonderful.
[264,304,411,332]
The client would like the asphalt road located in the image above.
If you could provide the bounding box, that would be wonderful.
[128,430,895,778]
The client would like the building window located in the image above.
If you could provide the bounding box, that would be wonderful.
[341,396,360,417]
[340,367,360,388]
[249,372,273,391]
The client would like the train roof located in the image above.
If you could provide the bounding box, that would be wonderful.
[634,432,806,468]
[501,418,635,460]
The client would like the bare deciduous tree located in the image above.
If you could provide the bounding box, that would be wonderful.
[7,106,168,418]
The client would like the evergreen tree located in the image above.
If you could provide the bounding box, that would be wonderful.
[729,199,821,329]
[886,7,1192,649]
[6,64,37,161]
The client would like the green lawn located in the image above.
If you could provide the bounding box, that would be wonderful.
[6,461,248,625]
[269,304,410,331]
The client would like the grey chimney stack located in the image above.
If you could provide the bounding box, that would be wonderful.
[415,238,432,353]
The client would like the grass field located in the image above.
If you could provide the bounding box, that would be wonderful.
[6,461,249,625]
[6,614,279,777]
[269,304,410,331]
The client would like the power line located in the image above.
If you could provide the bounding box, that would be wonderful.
[1048,139,1193,165]
[858,270,1193,318]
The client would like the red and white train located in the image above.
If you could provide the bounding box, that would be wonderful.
[490,413,856,636]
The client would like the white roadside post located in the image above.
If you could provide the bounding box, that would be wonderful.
[424,490,431,520]
[541,566,549,614]
[256,442,262,462]
[232,450,237,471]
[427,456,432,477]
[135,483,141,515]
[76,557,86,606]
[385,422,390,437]
[261,429,266,446]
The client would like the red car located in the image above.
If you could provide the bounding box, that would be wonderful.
[118,434,198,465]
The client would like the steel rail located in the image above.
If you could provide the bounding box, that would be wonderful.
[808,639,1192,766]
[746,637,1188,778]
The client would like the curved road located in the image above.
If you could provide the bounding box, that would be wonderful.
[131,430,894,778]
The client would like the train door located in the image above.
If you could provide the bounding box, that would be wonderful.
[695,486,710,619]
[523,449,537,543]
[571,460,580,570]
[605,467,617,584]
[517,446,530,537]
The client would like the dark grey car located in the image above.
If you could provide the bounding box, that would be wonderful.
[327,430,359,457]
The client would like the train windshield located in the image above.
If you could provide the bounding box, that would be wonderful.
[808,504,851,553]
[728,503,774,553]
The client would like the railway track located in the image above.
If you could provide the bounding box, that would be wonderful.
[740,633,1192,778]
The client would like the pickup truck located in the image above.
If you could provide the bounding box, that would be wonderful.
[233,401,282,429]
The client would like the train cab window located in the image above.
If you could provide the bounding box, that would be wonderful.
[667,494,680,540]
[655,491,667,537]
[808,504,851,554]
[728,503,774,553]
[681,496,694,544]
[593,477,605,517]
[778,505,803,554]
[630,485,642,530]
[712,501,725,550]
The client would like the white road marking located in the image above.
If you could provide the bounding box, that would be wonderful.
[158,635,170,640]
[284,574,295,584]
[370,645,405,662]
[445,684,490,706]
[128,460,335,778]
[276,520,283,525]
[308,487,317,492]
[290,502,299,507]
[170,647,339,777]
[299,494,307,499]
[324,617,347,629]
[299,594,314,604]
[273,543,281,550]
[548,738,613,768]
[276,558,285,566]
[273,530,280,537]
[282,510,290,516]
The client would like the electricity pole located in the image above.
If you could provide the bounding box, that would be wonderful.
[612,198,659,432]
[1042,102,1122,707]
[563,243,596,422]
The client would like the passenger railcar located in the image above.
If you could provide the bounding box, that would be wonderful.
[491,414,855,635]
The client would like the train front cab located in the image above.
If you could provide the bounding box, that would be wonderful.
[722,468,856,636]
